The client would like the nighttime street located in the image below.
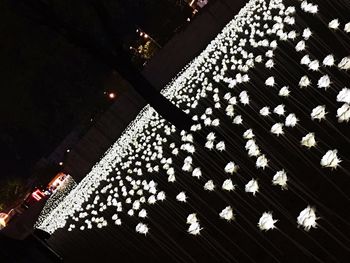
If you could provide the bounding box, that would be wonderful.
[1,0,350,262]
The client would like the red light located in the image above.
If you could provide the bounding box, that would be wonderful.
[32,189,44,201]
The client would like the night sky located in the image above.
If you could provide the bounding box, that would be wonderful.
[0,0,189,182]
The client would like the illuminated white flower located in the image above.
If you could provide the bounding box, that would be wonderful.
[188,222,202,235]
[260,106,270,116]
[157,191,166,201]
[303,28,312,40]
[168,174,176,182]
[328,19,340,30]
[205,140,214,150]
[272,170,288,189]
[265,76,275,87]
[216,141,226,151]
[337,88,350,104]
[176,192,187,202]
[317,75,331,89]
[345,22,350,33]
[301,55,311,65]
[279,86,290,97]
[192,167,202,179]
[309,60,319,71]
[337,104,350,122]
[299,75,311,88]
[301,133,316,148]
[271,123,284,136]
[138,209,147,218]
[297,206,318,231]
[243,129,254,139]
[204,180,215,191]
[245,179,259,195]
[222,179,235,191]
[321,150,341,169]
[323,55,334,67]
[219,206,235,221]
[233,115,243,125]
[295,40,305,52]
[182,162,192,172]
[265,59,274,68]
[187,213,198,224]
[311,105,327,121]
[224,161,238,174]
[285,113,298,127]
[239,91,250,105]
[136,223,149,235]
[274,104,285,116]
[256,155,268,169]
[258,212,277,231]
[338,57,350,70]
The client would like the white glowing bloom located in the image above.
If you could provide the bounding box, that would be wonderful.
[188,222,202,235]
[301,55,311,65]
[321,150,341,169]
[239,91,250,105]
[233,115,243,125]
[243,129,254,139]
[265,59,274,68]
[207,132,216,141]
[279,86,290,97]
[260,107,270,116]
[301,133,316,148]
[345,22,350,33]
[311,105,327,121]
[136,223,149,235]
[204,180,215,191]
[317,75,330,89]
[157,191,166,201]
[176,192,187,202]
[219,206,235,221]
[138,209,147,218]
[285,113,298,127]
[272,170,288,189]
[297,206,318,231]
[323,55,334,67]
[222,179,235,191]
[168,174,176,183]
[295,40,305,52]
[187,213,198,224]
[337,88,350,104]
[299,75,311,88]
[258,212,277,231]
[192,167,202,179]
[338,57,350,70]
[328,19,340,30]
[216,141,226,151]
[245,179,259,195]
[302,28,312,40]
[182,162,192,172]
[337,104,350,122]
[271,123,284,136]
[265,76,275,87]
[308,60,319,71]
[248,144,260,157]
[274,104,285,116]
[256,155,268,169]
[224,161,238,174]
[205,140,214,150]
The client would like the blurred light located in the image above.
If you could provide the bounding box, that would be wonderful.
[109,93,116,99]
[66,149,70,153]
[59,162,63,166]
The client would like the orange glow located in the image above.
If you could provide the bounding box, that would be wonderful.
[0,213,8,228]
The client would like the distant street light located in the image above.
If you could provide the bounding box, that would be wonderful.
[108,92,116,99]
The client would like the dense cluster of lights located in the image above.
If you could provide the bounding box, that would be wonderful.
[36,1,348,253]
